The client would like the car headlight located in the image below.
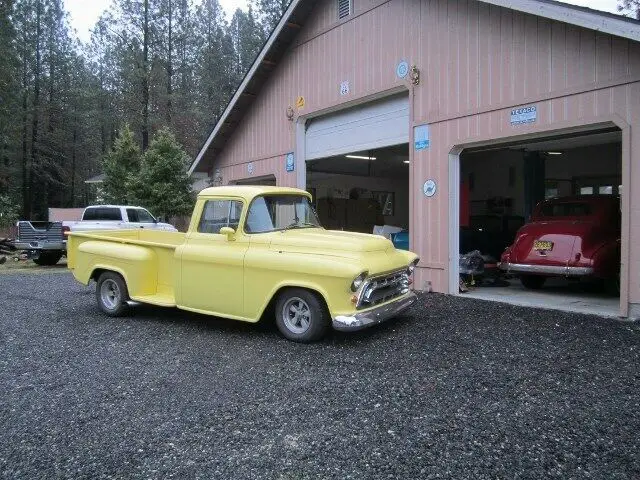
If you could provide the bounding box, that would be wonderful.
[351,271,368,292]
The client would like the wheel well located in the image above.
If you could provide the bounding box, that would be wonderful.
[90,268,107,283]
[90,268,126,285]
[261,285,330,323]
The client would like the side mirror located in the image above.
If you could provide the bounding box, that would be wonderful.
[219,226,236,241]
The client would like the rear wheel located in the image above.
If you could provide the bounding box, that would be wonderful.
[33,251,62,266]
[275,288,329,343]
[520,275,546,290]
[96,272,129,317]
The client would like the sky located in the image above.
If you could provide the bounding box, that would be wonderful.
[64,0,623,44]
[64,0,250,43]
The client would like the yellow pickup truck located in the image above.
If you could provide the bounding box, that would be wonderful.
[67,186,419,342]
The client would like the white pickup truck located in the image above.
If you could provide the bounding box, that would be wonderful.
[14,205,177,265]
[66,205,177,232]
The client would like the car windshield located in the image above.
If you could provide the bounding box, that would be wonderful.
[245,194,322,233]
[539,202,592,218]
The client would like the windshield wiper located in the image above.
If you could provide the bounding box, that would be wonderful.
[284,221,318,230]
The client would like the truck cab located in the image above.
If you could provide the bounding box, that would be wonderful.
[69,205,177,232]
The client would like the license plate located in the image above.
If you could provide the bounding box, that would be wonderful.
[533,240,553,251]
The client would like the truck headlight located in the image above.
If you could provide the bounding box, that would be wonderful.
[351,272,368,292]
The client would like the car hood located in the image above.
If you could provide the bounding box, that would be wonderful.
[268,228,394,255]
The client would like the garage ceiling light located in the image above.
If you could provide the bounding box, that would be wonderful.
[403,160,410,164]
[546,151,563,155]
[345,155,376,160]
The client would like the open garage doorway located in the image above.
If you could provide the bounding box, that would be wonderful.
[306,144,410,246]
[455,127,622,317]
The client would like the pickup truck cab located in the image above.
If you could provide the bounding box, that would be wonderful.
[68,205,177,232]
[67,186,419,342]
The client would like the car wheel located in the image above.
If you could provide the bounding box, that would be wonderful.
[33,251,63,266]
[96,272,130,317]
[520,275,546,290]
[275,288,329,343]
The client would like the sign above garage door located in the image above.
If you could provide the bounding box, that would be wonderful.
[305,94,410,161]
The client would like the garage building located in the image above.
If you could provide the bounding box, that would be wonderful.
[189,0,640,319]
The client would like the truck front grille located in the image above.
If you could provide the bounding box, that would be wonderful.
[357,270,410,309]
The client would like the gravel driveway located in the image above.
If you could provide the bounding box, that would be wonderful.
[1,271,638,479]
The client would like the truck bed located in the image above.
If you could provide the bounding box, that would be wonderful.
[67,229,187,306]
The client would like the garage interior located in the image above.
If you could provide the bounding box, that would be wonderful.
[458,128,622,317]
[306,144,409,240]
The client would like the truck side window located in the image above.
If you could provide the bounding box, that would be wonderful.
[126,208,154,223]
[198,200,243,234]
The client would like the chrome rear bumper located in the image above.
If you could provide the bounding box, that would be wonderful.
[332,292,417,332]
[499,262,593,276]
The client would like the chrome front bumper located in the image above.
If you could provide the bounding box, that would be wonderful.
[332,292,417,332]
[499,262,594,276]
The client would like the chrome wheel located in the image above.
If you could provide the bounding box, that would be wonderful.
[282,297,312,335]
[100,278,121,311]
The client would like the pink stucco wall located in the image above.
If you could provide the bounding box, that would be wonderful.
[208,0,640,310]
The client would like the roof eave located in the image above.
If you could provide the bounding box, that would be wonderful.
[483,0,640,42]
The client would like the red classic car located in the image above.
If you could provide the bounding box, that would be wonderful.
[499,195,620,290]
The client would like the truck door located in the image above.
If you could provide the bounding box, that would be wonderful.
[179,198,248,318]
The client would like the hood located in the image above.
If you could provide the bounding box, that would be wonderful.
[268,228,393,256]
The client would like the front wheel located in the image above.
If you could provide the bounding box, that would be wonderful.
[33,251,63,266]
[520,275,546,290]
[275,289,330,343]
[96,272,130,317]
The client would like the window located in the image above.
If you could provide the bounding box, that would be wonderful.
[245,195,321,234]
[198,200,243,234]
[83,207,121,221]
[127,208,155,223]
[598,186,613,195]
[540,202,592,217]
[338,0,352,19]
[580,187,594,195]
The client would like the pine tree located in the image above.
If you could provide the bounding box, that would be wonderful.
[618,0,640,19]
[130,128,194,219]
[252,0,291,34]
[193,0,236,138]
[102,125,142,204]
[229,6,264,78]
[0,0,18,197]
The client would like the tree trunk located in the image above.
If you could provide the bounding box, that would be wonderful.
[167,0,173,125]
[142,0,150,151]
[30,0,42,219]
[21,39,29,218]
[70,119,77,207]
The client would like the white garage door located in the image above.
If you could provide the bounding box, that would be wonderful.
[305,94,409,160]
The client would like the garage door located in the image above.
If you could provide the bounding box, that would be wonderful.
[305,94,409,160]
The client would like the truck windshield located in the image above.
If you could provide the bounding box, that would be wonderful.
[245,195,322,233]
